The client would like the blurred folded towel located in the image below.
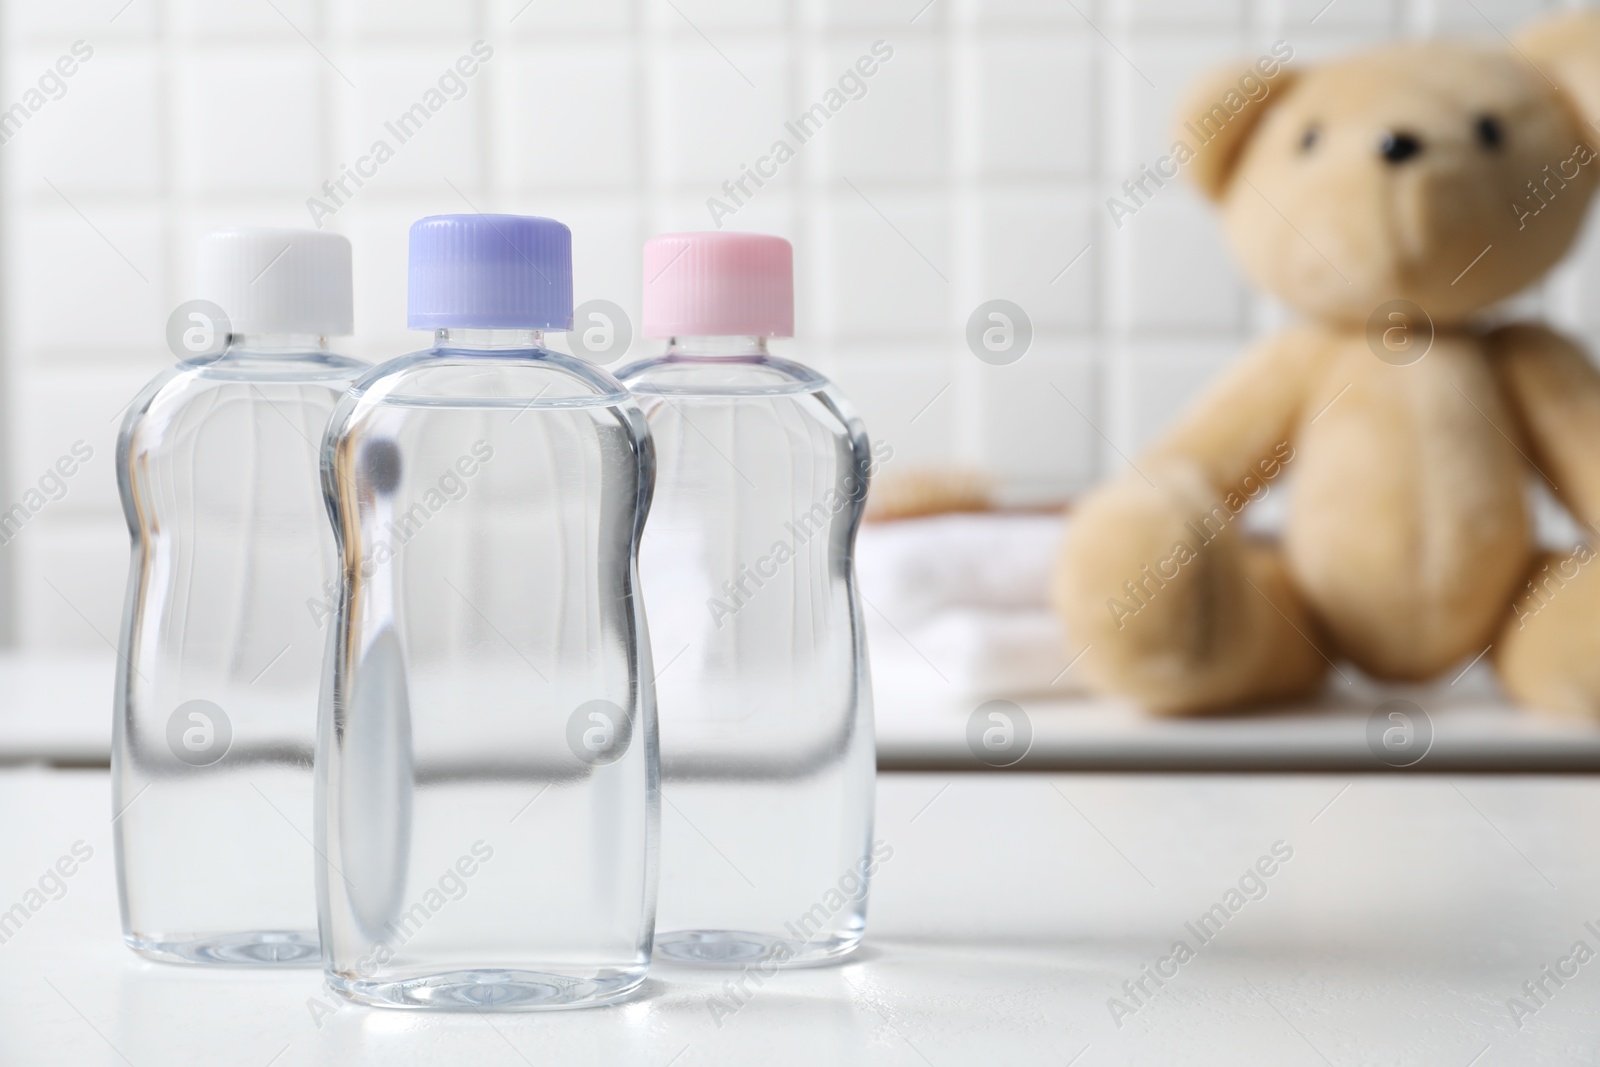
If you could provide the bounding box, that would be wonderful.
[856,511,1089,699]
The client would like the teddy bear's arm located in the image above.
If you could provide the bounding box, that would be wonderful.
[1140,325,1327,491]
[1491,323,1600,532]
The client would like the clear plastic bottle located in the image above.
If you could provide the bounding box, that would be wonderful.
[616,232,880,967]
[114,229,365,964]
[316,214,658,1010]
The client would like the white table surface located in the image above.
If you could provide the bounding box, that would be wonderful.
[2,767,1598,1065]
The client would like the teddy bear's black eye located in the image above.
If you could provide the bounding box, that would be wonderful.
[1300,124,1320,153]
[1476,114,1504,150]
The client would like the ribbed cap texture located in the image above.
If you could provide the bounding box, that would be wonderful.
[642,232,794,338]
[197,228,353,335]
[408,214,573,330]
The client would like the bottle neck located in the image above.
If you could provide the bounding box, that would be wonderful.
[227,332,331,354]
[436,327,546,351]
[665,336,769,358]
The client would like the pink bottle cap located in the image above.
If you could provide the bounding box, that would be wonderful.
[642,232,794,339]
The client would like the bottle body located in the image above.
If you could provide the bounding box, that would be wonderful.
[113,343,367,965]
[618,342,879,967]
[316,334,658,1010]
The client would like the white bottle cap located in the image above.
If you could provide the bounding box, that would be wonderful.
[196,228,354,336]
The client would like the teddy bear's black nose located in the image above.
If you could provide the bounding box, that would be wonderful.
[1380,131,1423,164]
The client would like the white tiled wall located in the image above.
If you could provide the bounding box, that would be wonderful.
[2,0,1598,650]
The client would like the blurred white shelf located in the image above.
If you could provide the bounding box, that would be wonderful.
[0,652,116,765]
[13,652,1600,773]
[874,683,1600,772]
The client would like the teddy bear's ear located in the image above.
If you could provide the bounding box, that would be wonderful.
[1518,12,1600,137]
[1174,60,1298,202]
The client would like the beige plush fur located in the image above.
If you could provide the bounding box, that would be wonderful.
[866,466,993,523]
[1055,13,1600,716]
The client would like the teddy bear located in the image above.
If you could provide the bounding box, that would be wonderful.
[1054,12,1600,717]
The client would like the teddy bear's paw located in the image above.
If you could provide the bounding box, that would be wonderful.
[1496,549,1600,720]
[1057,475,1212,641]
[1055,471,1254,711]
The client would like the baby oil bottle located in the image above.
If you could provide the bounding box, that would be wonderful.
[315,214,658,1009]
[616,232,879,967]
[114,229,366,964]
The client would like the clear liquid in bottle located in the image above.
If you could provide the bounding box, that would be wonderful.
[618,232,880,968]
[316,215,658,1010]
[113,229,365,965]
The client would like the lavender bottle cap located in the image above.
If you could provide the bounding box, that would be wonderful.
[407,214,573,331]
